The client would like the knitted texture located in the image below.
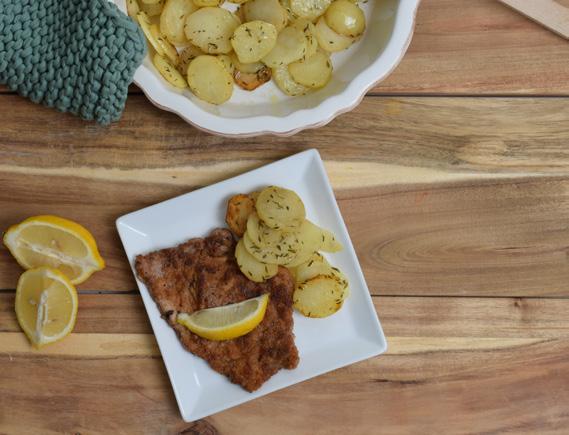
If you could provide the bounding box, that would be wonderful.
[0,0,146,124]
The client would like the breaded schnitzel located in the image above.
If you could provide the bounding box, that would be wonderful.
[134,228,299,392]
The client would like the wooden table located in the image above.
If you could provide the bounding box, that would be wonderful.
[2,1,569,433]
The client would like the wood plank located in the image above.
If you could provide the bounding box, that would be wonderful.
[3,0,569,96]
[3,293,569,338]
[2,95,569,174]
[1,296,568,434]
[377,0,569,94]
[2,173,569,296]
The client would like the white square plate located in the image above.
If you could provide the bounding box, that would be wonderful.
[116,149,387,421]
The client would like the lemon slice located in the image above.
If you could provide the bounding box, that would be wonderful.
[15,267,78,348]
[3,215,105,284]
[177,294,269,341]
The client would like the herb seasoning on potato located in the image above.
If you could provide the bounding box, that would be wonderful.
[225,185,349,318]
[130,0,366,103]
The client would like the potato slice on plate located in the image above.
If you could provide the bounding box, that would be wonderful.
[185,7,241,54]
[294,252,331,283]
[256,186,305,230]
[243,231,299,265]
[291,19,318,60]
[226,194,256,237]
[194,0,222,6]
[262,26,307,68]
[320,227,343,252]
[235,239,278,282]
[234,67,272,91]
[218,54,235,75]
[272,64,310,96]
[153,54,188,88]
[231,21,278,64]
[160,0,198,45]
[293,275,344,317]
[325,0,365,38]
[177,44,204,74]
[243,0,289,32]
[127,0,140,18]
[150,25,179,63]
[315,16,355,52]
[141,0,164,16]
[290,0,331,21]
[286,219,324,267]
[187,55,234,104]
[288,50,332,88]
[137,11,165,55]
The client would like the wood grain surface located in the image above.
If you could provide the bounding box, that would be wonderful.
[2,96,569,295]
[2,0,569,433]
[1,295,568,434]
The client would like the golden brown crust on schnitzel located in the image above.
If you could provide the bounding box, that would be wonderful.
[135,228,299,392]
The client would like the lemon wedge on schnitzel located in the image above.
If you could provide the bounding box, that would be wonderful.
[177,294,269,341]
[3,215,105,284]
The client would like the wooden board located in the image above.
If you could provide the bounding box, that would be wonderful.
[498,0,569,39]
[1,294,568,434]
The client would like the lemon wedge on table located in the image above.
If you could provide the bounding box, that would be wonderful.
[3,215,105,284]
[15,267,78,348]
[177,294,270,341]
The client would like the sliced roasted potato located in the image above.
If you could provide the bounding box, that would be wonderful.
[294,254,349,299]
[177,44,204,74]
[137,11,165,55]
[247,212,300,249]
[261,26,307,68]
[140,0,164,16]
[290,0,331,21]
[329,265,349,300]
[153,53,188,88]
[160,0,198,45]
[185,7,241,54]
[291,19,318,60]
[231,21,278,63]
[320,227,343,252]
[256,185,306,230]
[243,231,300,265]
[243,0,289,32]
[193,0,222,6]
[293,275,344,317]
[187,55,234,104]
[280,0,297,21]
[235,239,278,282]
[218,54,235,75]
[234,66,272,91]
[286,219,324,266]
[127,0,140,18]
[288,50,332,88]
[294,252,331,283]
[325,0,365,37]
[315,16,354,52]
[230,52,265,74]
[150,24,179,63]
[272,64,310,96]
[226,194,256,237]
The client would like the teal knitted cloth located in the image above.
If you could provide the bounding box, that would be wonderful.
[0,0,146,124]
